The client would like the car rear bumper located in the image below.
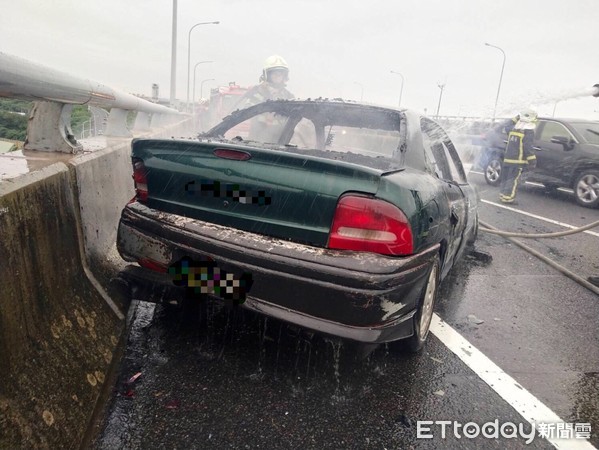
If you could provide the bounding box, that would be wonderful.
[117,202,440,344]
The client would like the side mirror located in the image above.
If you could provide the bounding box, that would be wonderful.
[550,135,575,150]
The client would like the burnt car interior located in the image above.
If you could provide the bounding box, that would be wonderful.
[202,101,410,171]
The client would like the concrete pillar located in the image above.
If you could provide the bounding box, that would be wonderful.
[133,112,152,131]
[25,101,82,153]
[150,113,166,128]
[105,108,132,137]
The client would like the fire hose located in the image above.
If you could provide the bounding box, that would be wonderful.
[476,82,599,238]
[468,81,599,292]
[479,218,599,238]
[479,219,599,295]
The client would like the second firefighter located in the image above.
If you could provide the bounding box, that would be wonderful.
[499,109,538,204]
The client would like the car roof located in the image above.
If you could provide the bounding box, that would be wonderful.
[208,98,424,135]
[202,98,439,173]
[228,98,409,116]
[539,117,599,124]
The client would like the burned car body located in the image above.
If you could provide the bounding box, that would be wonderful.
[117,100,478,351]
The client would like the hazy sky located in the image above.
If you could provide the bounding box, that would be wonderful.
[2,0,598,119]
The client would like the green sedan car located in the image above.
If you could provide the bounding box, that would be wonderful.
[117,99,478,352]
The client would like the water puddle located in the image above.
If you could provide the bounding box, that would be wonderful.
[0,150,30,180]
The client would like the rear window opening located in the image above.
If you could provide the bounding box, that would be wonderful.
[211,103,405,171]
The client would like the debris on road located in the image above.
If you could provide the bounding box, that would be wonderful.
[127,372,142,384]
[467,314,485,325]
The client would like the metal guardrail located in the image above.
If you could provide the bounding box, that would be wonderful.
[0,51,187,153]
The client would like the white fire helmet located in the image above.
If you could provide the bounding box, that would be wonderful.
[262,55,289,83]
[519,108,538,123]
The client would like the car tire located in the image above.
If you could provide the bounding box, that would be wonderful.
[107,275,132,310]
[484,156,503,186]
[574,170,599,208]
[397,255,441,353]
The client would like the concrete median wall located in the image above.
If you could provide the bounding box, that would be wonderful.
[71,120,193,288]
[69,138,135,288]
[0,164,124,449]
[0,118,193,449]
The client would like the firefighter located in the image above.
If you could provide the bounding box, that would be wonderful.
[237,55,295,108]
[499,109,538,204]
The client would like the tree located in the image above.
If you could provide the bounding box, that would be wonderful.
[0,99,91,141]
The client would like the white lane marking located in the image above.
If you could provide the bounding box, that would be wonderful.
[431,314,596,449]
[480,199,599,238]
[521,182,573,193]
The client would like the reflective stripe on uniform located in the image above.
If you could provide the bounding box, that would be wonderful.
[505,131,527,164]
[514,132,524,162]
[504,155,536,164]
[502,167,523,200]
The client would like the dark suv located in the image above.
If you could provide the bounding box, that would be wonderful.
[481,117,599,208]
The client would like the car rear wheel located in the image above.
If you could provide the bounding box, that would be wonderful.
[484,156,503,186]
[401,255,440,353]
[574,171,599,208]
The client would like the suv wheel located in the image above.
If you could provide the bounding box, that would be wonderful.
[574,171,599,208]
[484,156,503,186]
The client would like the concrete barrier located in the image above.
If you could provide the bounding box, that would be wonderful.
[0,118,194,449]
[69,120,194,288]
[0,163,124,449]
[68,138,135,288]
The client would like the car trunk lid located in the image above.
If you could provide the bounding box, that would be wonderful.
[132,139,385,247]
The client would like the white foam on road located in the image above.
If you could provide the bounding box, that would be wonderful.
[431,314,596,449]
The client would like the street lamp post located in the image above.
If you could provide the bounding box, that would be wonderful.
[169,0,178,105]
[354,81,364,101]
[192,61,214,104]
[390,70,405,108]
[200,78,215,101]
[436,83,445,118]
[186,20,219,110]
[485,42,506,123]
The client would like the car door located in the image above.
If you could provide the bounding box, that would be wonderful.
[421,120,469,276]
[533,120,579,185]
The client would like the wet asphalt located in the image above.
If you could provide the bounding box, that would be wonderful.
[93,173,598,449]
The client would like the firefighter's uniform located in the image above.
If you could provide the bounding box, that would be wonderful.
[236,55,294,109]
[499,114,537,204]
[239,81,294,108]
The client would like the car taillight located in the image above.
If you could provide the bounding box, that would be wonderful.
[132,158,148,203]
[214,148,252,161]
[328,195,413,256]
[138,258,168,273]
